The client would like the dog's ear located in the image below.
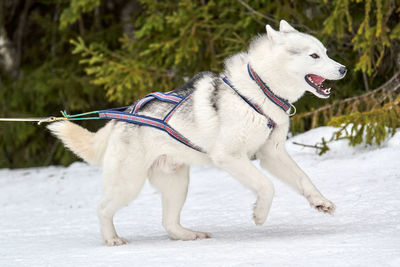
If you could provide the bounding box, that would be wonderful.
[265,24,281,42]
[279,20,297,33]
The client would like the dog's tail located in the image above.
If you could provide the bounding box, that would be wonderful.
[47,121,113,166]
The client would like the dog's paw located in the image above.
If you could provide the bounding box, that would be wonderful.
[184,231,211,240]
[105,236,128,246]
[308,195,335,215]
[167,227,211,241]
[253,198,271,225]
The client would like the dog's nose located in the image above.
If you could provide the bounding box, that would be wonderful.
[339,66,347,76]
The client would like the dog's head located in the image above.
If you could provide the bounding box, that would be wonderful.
[248,20,347,101]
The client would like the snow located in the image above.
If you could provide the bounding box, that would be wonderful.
[1,127,400,266]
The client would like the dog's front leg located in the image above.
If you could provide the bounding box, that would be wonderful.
[211,153,275,225]
[257,139,335,214]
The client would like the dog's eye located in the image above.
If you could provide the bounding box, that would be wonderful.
[310,53,320,59]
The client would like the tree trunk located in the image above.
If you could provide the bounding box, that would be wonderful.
[0,1,18,77]
[12,0,33,75]
[120,1,137,39]
[0,26,18,77]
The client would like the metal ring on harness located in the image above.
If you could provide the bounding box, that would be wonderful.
[289,104,296,117]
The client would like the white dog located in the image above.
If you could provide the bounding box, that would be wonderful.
[48,20,347,246]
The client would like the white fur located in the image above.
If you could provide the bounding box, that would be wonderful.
[48,20,346,246]
[47,121,113,165]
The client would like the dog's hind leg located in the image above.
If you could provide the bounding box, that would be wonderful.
[97,162,147,246]
[149,158,211,240]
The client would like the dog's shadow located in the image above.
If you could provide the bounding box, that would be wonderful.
[59,221,360,248]
[123,222,357,246]
[211,223,349,242]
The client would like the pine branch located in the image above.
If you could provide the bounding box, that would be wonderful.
[292,141,324,150]
[236,0,275,23]
[292,139,331,155]
[235,0,316,33]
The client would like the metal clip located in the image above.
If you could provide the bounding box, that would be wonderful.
[288,104,297,117]
[37,116,67,125]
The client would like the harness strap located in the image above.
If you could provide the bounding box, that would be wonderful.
[131,92,183,114]
[149,92,183,102]
[99,110,205,153]
[221,76,276,129]
[164,90,194,122]
[57,91,204,152]
[247,64,291,113]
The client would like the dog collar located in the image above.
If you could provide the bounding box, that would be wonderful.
[247,64,292,113]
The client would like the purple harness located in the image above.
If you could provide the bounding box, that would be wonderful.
[96,65,289,153]
[98,91,205,152]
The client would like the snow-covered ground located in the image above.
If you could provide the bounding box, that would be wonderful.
[1,127,400,266]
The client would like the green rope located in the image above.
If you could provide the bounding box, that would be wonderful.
[67,117,102,121]
[61,110,100,118]
[60,110,101,121]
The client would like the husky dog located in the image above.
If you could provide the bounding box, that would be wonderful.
[48,20,346,246]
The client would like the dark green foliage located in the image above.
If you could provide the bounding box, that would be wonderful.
[328,95,400,147]
[0,60,108,167]
[59,0,101,30]
[71,0,268,103]
[0,0,117,168]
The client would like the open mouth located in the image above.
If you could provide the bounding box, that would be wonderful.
[305,74,331,97]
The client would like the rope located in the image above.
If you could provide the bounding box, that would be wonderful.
[60,110,101,120]
[0,110,102,125]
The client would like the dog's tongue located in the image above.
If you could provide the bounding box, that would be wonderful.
[309,74,325,85]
